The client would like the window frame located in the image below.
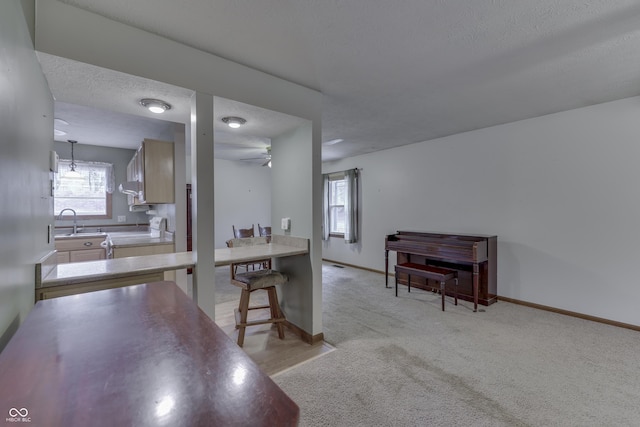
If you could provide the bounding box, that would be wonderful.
[328,172,346,237]
[54,159,114,220]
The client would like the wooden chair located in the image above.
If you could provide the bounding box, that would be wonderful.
[233,225,254,238]
[258,224,272,242]
[229,248,288,347]
[226,237,267,274]
[230,226,258,274]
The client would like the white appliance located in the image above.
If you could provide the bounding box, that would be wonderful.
[149,216,167,238]
[118,181,141,196]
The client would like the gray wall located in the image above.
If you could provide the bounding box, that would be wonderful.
[271,122,323,335]
[53,141,148,227]
[322,95,640,328]
[0,1,53,350]
[213,159,272,248]
[33,1,323,324]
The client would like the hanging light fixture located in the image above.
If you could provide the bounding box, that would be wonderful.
[66,140,82,177]
[139,98,172,114]
[221,116,247,128]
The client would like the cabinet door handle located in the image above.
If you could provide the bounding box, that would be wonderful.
[84,242,93,247]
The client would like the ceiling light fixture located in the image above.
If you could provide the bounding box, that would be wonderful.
[222,116,247,128]
[323,138,344,146]
[139,98,172,114]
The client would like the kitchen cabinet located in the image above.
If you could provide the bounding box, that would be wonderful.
[55,235,107,264]
[127,138,175,205]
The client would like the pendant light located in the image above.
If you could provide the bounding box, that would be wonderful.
[66,140,82,178]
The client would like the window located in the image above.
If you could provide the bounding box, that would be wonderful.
[54,160,114,219]
[322,168,359,243]
[328,176,346,235]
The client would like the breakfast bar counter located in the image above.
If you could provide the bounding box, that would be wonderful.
[36,235,309,300]
[0,281,300,426]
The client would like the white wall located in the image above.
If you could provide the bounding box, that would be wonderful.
[323,96,640,327]
[214,159,272,248]
[0,1,53,350]
[271,122,323,335]
[33,1,322,324]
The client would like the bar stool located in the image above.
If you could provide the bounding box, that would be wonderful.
[230,260,289,347]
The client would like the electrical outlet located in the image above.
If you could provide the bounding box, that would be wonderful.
[117,215,126,223]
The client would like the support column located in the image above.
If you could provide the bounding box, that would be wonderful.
[190,92,216,319]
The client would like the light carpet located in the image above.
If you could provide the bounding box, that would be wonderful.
[270,262,640,427]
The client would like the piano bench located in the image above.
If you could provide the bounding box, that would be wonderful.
[394,263,458,311]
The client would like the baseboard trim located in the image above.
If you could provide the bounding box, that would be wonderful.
[323,258,386,275]
[323,258,640,332]
[284,320,324,345]
[497,296,640,332]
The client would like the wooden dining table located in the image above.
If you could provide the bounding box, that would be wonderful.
[0,281,299,426]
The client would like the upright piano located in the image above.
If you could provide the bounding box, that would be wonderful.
[385,231,497,308]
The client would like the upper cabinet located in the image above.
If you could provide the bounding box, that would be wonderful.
[127,139,175,205]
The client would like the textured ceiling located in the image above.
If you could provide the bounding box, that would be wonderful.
[38,53,306,161]
[43,0,640,161]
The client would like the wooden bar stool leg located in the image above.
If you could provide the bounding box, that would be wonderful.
[440,280,445,311]
[237,289,250,347]
[267,287,285,339]
[408,274,411,293]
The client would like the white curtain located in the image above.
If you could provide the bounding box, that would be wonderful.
[322,173,330,240]
[56,159,115,194]
[343,168,358,243]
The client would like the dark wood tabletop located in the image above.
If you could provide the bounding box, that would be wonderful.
[0,281,299,427]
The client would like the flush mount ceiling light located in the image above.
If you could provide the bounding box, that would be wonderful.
[222,116,247,128]
[139,98,172,114]
[54,118,69,136]
[323,138,344,146]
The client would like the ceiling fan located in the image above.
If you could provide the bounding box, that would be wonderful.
[240,146,272,167]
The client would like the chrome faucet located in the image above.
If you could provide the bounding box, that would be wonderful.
[57,208,78,234]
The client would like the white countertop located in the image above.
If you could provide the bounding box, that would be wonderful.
[41,252,195,288]
[108,232,174,247]
[54,230,174,247]
[214,243,309,267]
[40,237,309,288]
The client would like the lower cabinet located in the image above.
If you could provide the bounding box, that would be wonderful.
[56,251,71,264]
[55,236,106,263]
[70,248,106,262]
[112,244,174,258]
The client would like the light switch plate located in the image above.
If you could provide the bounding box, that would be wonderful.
[117,215,126,223]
